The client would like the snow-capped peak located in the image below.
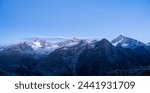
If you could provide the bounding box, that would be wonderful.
[0,38,83,55]
[111,35,127,46]
[33,40,42,47]
[31,39,53,48]
[111,35,145,48]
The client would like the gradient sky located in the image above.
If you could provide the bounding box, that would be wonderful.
[0,0,150,45]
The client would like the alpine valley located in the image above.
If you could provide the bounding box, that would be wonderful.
[0,35,150,76]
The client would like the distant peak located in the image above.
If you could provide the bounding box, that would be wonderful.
[111,35,145,48]
[72,37,80,40]
[98,38,111,45]
[111,35,130,47]
[94,38,112,48]
[119,33,124,36]
[111,35,125,44]
[101,38,109,42]
[118,34,126,38]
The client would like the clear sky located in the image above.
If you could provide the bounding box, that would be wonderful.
[0,0,150,45]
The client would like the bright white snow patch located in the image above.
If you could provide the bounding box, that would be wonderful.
[122,43,129,47]
[113,42,118,46]
[0,49,4,51]
[52,45,59,48]
[33,41,42,48]
[65,42,79,47]
[112,38,123,46]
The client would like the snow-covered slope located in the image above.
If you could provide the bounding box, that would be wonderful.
[111,35,146,48]
[0,35,149,55]
[0,38,97,55]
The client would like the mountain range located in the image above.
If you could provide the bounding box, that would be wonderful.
[0,35,150,76]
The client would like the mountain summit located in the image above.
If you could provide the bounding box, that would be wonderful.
[111,35,145,48]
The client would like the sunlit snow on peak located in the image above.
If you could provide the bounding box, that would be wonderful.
[112,38,123,46]
[33,41,42,48]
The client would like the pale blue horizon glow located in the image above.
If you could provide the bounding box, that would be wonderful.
[0,0,150,45]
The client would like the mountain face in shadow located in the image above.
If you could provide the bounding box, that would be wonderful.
[0,35,150,76]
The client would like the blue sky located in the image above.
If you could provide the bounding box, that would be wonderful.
[0,0,150,45]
